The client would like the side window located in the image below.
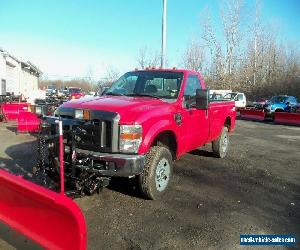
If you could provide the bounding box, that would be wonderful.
[184,75,201,97]
[237,94,244,101]
[290,97,297,105]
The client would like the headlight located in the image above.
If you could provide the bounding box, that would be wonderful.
[119,125,142,153]
[35,106,42,115]
[75,109,83,119]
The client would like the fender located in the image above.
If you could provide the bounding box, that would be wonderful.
[138,119,180,156]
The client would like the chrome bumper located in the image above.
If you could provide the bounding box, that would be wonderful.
[76,149,145,177]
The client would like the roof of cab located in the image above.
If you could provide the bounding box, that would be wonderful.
[131,68,200,75]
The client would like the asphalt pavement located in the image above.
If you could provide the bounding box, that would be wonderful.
[0,120,299,249]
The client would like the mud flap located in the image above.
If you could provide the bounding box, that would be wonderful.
[0,169,87,250]
[274,112,300,125]
[239,108,265,121]
[17,111,41,133]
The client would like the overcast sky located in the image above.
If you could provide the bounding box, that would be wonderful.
[1,0,299,80]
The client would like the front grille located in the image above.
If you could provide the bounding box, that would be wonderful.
[74,120,112,152]
[51,108,120,153]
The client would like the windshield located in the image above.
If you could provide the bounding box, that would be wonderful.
[105,71,184,99]
[269,96,287,104]
[223,93,237,100]
[69,88,81,94]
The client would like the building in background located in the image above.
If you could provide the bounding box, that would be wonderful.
[0,47,42,98]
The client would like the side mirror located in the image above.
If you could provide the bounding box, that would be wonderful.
[195,89,209,110]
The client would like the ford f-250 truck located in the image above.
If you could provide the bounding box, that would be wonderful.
[38,69,236,200]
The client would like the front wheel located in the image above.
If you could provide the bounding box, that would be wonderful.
[212,127,229,158]
[138,146,173,200]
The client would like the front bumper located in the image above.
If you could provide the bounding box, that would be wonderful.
[75,148,145,177]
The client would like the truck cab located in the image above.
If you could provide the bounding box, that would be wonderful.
[40,69,236,199]
[223,92,247,108]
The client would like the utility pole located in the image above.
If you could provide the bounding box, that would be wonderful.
[254,35,257,86]
[253,0,260,86]
[161,0,167,68]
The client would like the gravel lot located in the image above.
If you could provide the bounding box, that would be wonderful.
[0,120,299,250]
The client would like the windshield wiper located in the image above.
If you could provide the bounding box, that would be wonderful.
[126,93,161,99]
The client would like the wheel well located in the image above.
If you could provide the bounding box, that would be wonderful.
[224,117,231,129]
[152,131,177,160]
[275,108,284,112]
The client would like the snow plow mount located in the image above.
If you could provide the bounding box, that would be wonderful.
[35,118,112,198]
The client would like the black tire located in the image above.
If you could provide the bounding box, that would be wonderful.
[212,127,229,158]
[138,146,173,200]
[275,109,284,112]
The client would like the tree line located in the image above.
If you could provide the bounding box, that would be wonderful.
[137,0,300,100]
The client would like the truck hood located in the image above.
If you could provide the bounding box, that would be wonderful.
[61,95,175,123]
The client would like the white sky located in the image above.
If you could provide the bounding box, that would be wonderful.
[1,37,135,80]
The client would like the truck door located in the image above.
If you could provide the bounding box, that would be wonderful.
[180,74,209,152]
[235,93,245,108]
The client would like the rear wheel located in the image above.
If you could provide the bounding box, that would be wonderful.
[138,146,173,200]
[212,127,229,158]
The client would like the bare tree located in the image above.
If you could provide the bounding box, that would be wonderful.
[136,46,161,68]
[131,0,300,99]
[136,46,148,69]
[104,66,120,83]
[221,0,244,76]
[182,40,205,71]
[200,7,226,86]
[97,66,120,93]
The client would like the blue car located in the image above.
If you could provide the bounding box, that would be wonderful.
[264,95,298,115]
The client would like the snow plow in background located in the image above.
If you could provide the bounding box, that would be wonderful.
[239,107,266,121]
[274,111,300,125]
[239,107,300,126]
[0,102,29,122]
[17,110,41,133]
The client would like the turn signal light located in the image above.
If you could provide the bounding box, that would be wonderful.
[28,105,35,113]
[83,110,90,120]
[120,133,142,140]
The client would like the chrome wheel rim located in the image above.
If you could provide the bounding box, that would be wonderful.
[222,133,228,154]
[155,158,170,192]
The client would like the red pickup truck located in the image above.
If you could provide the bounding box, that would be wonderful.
[40,69,236,199]
[68,87,85,100]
